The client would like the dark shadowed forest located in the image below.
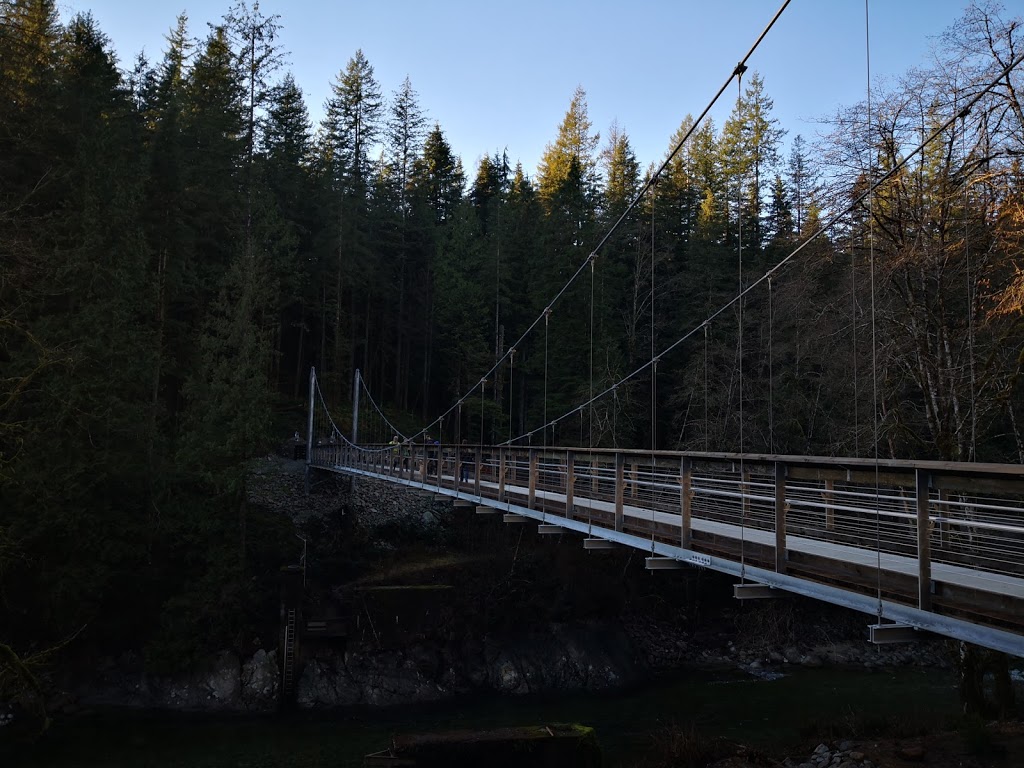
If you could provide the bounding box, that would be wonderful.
[2,0,1023,708]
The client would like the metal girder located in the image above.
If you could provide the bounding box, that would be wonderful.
[453,499,474,508]
[869,623,922,644]
[583,538,616,550]
[538,524,562,535]
[476,505,498,514]
[503,513,528,523]
[645,557,683,570]
[733,584,777,600]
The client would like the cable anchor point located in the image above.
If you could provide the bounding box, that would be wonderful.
[733,62,748,77]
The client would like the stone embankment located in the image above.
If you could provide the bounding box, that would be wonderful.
[786,741,879,768]
[71,650,280,712]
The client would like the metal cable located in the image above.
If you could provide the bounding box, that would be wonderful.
[768,276,775,453]
[390,1,794,449]
[865,0,883,622]
[356,370,407,442]
[704,324,710,452]
[852,230,860,456]
[499,51,1024,447]
[542,308,550,521]
[736,68,747,583]
[962,108,977,461]
[651,181,658,552]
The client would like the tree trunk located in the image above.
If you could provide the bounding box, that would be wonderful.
[293,309,305,400]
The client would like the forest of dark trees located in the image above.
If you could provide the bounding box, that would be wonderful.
[2,0,1023,699]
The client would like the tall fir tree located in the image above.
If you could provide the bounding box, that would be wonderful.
[319,49,383,400]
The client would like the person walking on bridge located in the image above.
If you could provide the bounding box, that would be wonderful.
[389,435,401,469]
[460,440,472,484]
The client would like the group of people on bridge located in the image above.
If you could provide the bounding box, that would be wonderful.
[387,435,477,483]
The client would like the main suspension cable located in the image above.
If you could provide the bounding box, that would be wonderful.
[395,0,793,449]
[499,50,1024,448]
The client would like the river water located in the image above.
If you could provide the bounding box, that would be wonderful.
[14,665,960,767]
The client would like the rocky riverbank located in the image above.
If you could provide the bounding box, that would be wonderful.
[47,457,953,718]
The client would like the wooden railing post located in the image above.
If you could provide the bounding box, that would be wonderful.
[775,461,787,573]
[916,468,933,611]
[528,449,538,509]
[680,457,692,549]
[474,446,482,496]
[614,452,625,532]
[565,450,575,519]
[498,449,507,503]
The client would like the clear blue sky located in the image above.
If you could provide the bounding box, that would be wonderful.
[58,0,977,177]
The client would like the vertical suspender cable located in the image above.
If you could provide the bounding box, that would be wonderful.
[865,0,883,621]
[704,324,710,452]
[962,109,977,461]
[590,256,595,446]
[588,255,595,536]
[852,232,860,456]
[651,182,658,553]
[509,350,515,445]
[768,276,775,454]
[543,308,551,520]
[735,66,747,583]
[508,350,515,511]
[480,378,486,477]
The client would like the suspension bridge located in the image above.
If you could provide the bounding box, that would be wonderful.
[304,1,1024,658]
[308,368,1024,657]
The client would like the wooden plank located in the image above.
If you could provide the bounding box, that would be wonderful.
[528,449,538,509]
[474,446,482,497]
[787,465,915,487]
[775,461,787,574]
[614,453,625,532]
[565,450,575,520]
[681,457,692,550]
[498,450,507,503]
